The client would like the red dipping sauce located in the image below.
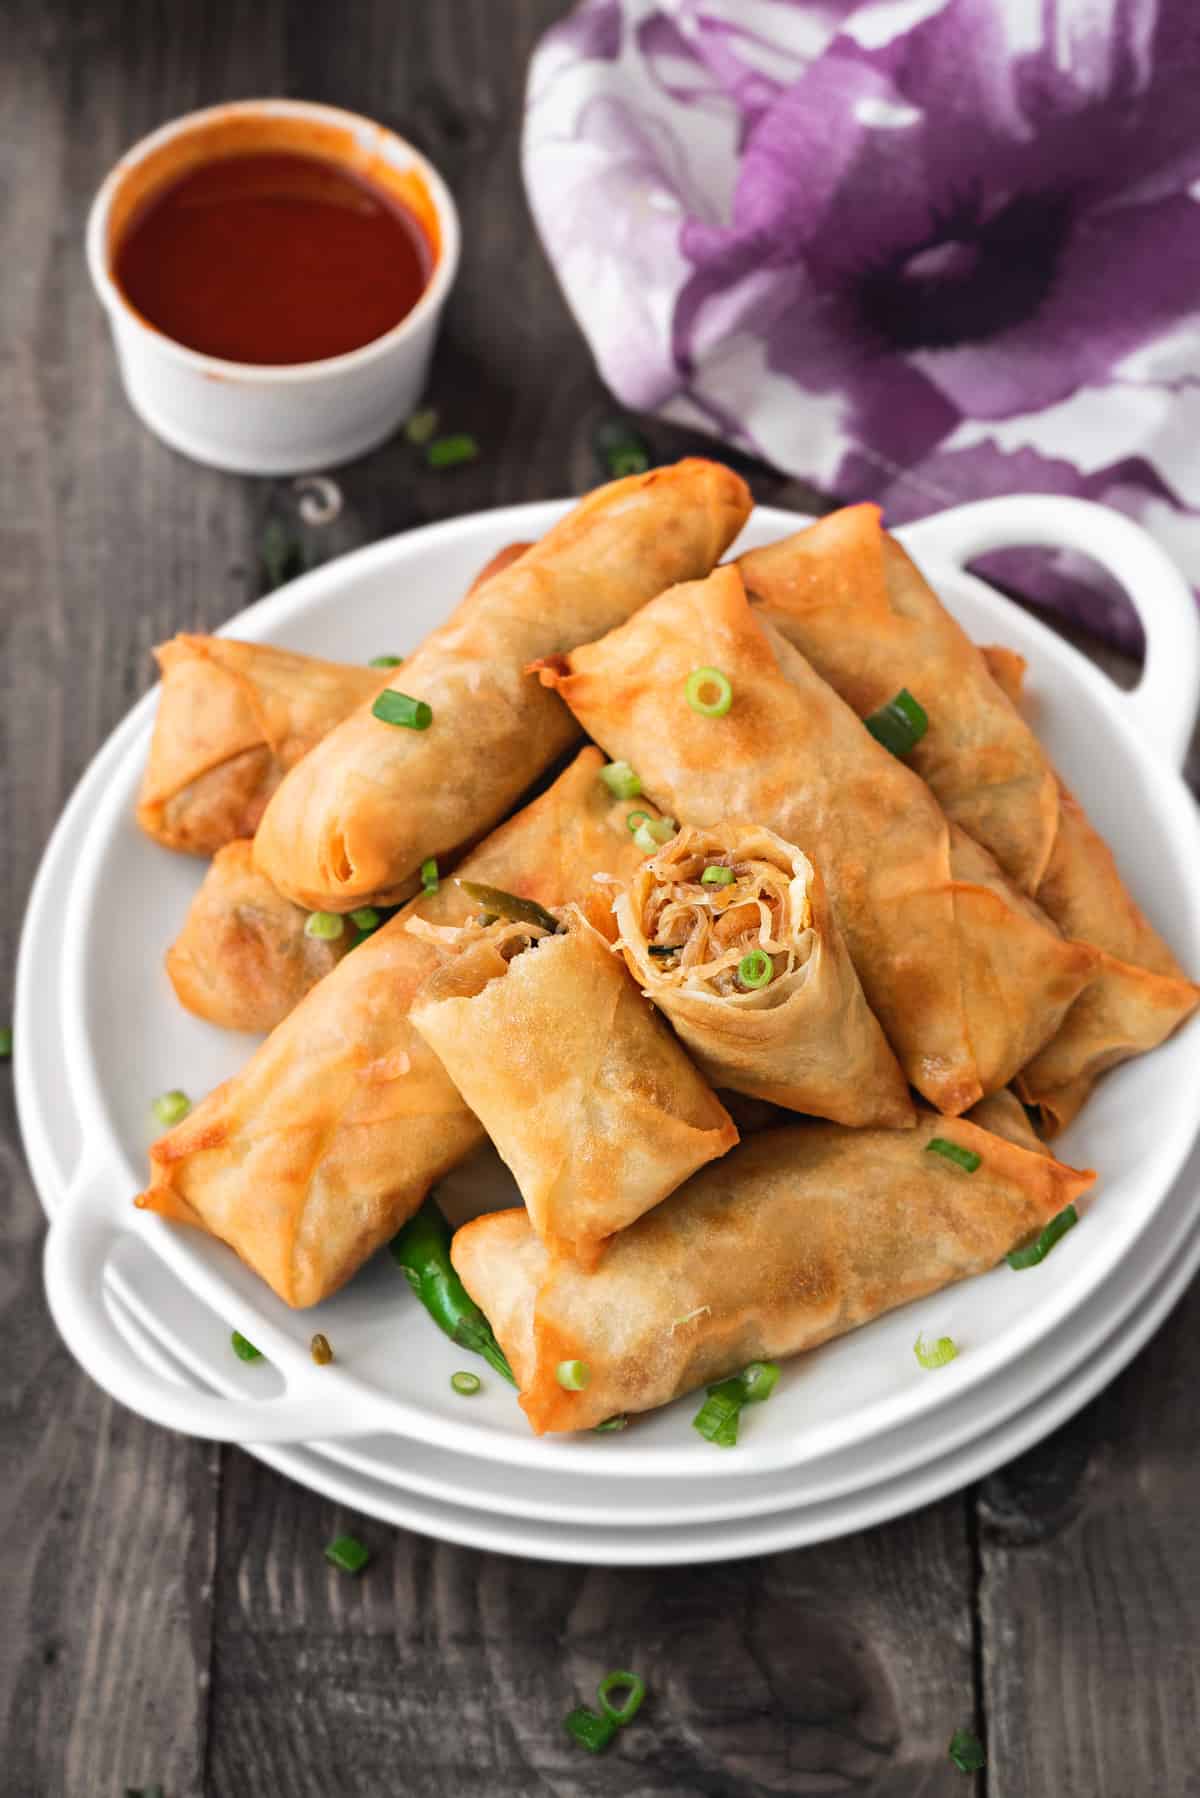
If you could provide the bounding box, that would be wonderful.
[114,150,432,366]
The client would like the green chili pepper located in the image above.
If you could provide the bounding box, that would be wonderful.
[389,1197,515,1385]
[457,881,561,935]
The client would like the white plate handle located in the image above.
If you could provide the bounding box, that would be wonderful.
[43,1160,378,1443]
[902,495,1200,770]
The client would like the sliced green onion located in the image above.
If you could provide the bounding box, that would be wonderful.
[350,907,381,932]
[948,1728,986,1773]
[405,406,439,444]
[451,1370,482,1396]
[421,857,439,894]
[310,1332,333,1365]
[556,1359,591,1391]
[372,690,433,731]
[151,1089,191,1127]
[230,1330,262,1363]
[368,653,403,668]
[598,1670,646,1727]
[1007,1203,1079,1270]
[633,816,677,853]
[305,910,345,942]
[737,949,773,990]
[564,1706,617,1754]
[626,808,651,833]
[700,864,735,887]
[592,416,651,480]
[865,687,928,757]
[685,665,733,717]
[324,1534,371,1574]
[926,1137,982,1174]
[259,518,305,592]
[426,433,479,469]
[740,1360,780,1403]
[0,1025,11,1060]
[600,759,642,800]
[594,1415,628,1432]
[914,1332,959,1370]
[458,881,560,934]
[692,1380,744,1447]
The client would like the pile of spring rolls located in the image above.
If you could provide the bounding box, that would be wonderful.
[133,465,1197,1436]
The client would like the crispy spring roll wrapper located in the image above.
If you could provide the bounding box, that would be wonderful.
[965,1088,1049,1157]
[612,822,913,1127]
[742,512,1199,1122]
[253,460,753,912]
[534,566,1095,1114]
[136,637,393,856]
[451,1118,1095,1434]
[136,748,658,1307]
[741,506,1060,894]
[165,839,353,1033]
[410,908,738,1268]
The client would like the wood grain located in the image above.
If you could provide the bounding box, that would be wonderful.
[2,1,1197,1795]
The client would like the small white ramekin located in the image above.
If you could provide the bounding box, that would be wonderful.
[86,99,461,475]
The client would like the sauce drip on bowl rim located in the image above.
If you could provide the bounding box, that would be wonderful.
[113,149,432,366]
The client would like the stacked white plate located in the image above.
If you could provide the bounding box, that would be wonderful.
[21,496,1200,1564]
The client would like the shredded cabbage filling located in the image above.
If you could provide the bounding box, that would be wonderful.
[637,843,808,994]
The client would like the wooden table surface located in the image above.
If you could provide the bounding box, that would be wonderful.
[4,4,1199,1794]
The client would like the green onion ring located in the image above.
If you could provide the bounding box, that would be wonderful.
[451,1370,482,1396]
[599,759,642,800]
[597,1671,647,1727]
[305,911,345,942]
[555,1359,591,1391]
[736,949,773,990]
[685,665,733,716]
[700,864,735,887]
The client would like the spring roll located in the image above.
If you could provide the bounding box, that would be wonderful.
[136,637,393,856]
[742,509,1198,1126]
[165,839,354,1033]
[612,823,913,1127]
[252,459,753,911]
[965,1088,1048,1156]
[452,1118,1095,1434]
[534,565,1095,1115]
[410,908,738,1267]
[136,748,658,1306]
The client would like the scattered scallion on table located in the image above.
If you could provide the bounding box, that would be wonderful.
[600,759,642,800]
[926,1137,981,1174]
[948,1728,986,1773]
[565,1667,649,1755]
[914,1332,959,1370]
[324,1534,371,1574]
[389,1196,515,1384]
[305,911,345,942]
[372,690,433,731]
[685,665,733,717]
[230,1331,262,1363]
[151,1089,191,1128]
[592,416,651,480]
[405,406,439,444]
[564,1707,617,1754]
[1007,1203,1079,1269]
[426,433,479,469]
[0,1025,11,1060]
[865,687,928,757]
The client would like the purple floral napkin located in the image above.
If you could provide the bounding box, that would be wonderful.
[523,0,1200,650]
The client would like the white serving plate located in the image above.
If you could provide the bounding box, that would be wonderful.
[31,496,1200,1489]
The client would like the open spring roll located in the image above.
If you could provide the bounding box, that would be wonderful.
[742,508,1198,1127]
[612,823,913,1127]
[534,565,1095,1115]
[252,459,753,911]
[452,1118,1095,1434]
[410,907,738,1268]
[136,749,658,1306]
[136,637,393,856]
[165,839,355,1034]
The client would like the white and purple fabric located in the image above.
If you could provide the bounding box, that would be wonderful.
[523,0,1200,649]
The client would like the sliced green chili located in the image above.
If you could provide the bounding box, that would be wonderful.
[458,881,560,934]
[390,1197,515,1384]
